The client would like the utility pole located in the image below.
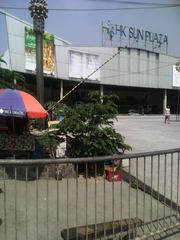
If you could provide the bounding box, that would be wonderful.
[29,0,48,106]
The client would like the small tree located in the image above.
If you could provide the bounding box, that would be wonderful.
[0,57,27,91]
[54,91,131,158]
[0,57,7,66]
[0,68,27,90]
[36,132,64,158]
[44,101,67,121]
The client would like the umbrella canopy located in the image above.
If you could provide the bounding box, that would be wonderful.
[0,89,47,119]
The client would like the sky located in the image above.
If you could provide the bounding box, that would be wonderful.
[0,0,180,57]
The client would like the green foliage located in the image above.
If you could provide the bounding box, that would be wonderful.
[0,56,27,91]
[0,58,7,65]
[36,131,64,158]
[53,91,131,157]
[44,101,67,120]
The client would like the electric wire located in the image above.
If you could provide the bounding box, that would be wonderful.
[48,52,177,112]
[54,45,176,66]
[89,0,179,6]
[47,47,121,111]
[55,60,174,74]
[0,5,180,11]
[102,63,174,79]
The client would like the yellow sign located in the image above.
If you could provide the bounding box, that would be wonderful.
[25,27,55,75]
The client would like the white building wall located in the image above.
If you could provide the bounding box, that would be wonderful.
[5,13,70,74]
[6,14,26,72]
[62,46,178,90]
[4,12,179,90]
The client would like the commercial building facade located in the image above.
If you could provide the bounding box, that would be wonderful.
[1,10,180,113]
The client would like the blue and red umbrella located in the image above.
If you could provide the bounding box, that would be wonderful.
[0,89,47,119]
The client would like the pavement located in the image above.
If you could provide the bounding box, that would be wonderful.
[0,114,180,240]
[114,114,180,239]
[114,114,180,153]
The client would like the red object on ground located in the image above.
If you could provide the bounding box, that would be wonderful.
[105,166,123,182]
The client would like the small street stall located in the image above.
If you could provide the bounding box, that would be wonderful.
[0,88,48,159]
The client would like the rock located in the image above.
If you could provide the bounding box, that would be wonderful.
[41,163,76,179]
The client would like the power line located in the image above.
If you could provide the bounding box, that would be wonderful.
[50,5,180,10]
[48,49,177,111]
[89,0,179,7]
[48,47,122,111]
[102,63,175,79]
[0,5,180,11]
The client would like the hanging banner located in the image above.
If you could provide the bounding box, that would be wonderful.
[173,65,180,88]
[25,27,55,75]
[69,50,100,81]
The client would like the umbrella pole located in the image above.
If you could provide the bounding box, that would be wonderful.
[12,117,15,134]
[12,117,15,159]
[10,106,15,134]
[10,106,15,159]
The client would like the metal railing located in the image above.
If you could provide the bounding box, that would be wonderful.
[0,148,180,240]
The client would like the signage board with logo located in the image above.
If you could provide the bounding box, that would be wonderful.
[25,27,55,75]
[102,21,168,54]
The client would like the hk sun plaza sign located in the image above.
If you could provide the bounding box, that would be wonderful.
[102,21,168,54]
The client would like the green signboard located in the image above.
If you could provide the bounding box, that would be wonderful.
[25,27,55,75]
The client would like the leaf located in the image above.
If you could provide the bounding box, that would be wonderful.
[43,91,131,157]
[0,58,7,65]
